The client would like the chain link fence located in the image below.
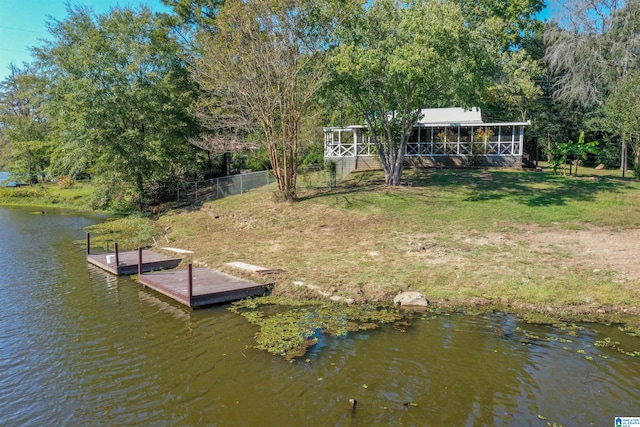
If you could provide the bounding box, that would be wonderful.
[173,165,344,204]
[175,170,274,204]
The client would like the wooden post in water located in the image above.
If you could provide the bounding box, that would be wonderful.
[86,233,91,255]
[188,264,193,307]
[138,247,142,277]
[114,242,119,270]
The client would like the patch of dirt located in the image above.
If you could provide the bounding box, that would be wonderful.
[487,225,640,283]
[395,226,640,286]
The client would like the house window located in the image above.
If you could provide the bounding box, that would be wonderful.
[420,127,430,143]
[502,126,514,142]
[409,128,419,143]
[459,127,471,143]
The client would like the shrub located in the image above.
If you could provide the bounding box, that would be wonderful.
[57,175,75,189]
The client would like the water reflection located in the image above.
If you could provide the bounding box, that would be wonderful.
[0,205,639,426]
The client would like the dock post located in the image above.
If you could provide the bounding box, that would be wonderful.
[188,264,193,307]
[138,247,142,277]
[86,233,90,255]
[114,242,119,269]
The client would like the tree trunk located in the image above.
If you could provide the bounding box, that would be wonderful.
[621,140,627,178]
[222,152,231,176]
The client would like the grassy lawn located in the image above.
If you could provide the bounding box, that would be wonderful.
[0,181,95,210]
[158,166,640,326]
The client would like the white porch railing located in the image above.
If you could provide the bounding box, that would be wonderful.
[324,125,525,158]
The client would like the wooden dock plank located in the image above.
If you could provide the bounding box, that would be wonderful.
[87,250,181,276]
[138,267,271,308]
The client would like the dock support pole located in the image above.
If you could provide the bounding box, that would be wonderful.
[138,247,142,277]
[188,263,193,307]
[86,233,90,255]
[114,242,119,268]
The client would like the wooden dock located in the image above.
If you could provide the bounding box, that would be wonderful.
[138,263,271,308]
[86,233,181,276]
[87,250,181,275]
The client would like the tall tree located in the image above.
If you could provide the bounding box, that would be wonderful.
[36,5,198,209]
[545,0,640,172]
[0,64,51,183]
[191,0,351,201]
[329,0,494,186]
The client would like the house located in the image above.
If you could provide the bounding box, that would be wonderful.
[323,107,530,172]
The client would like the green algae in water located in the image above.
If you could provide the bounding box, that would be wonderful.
[230,297,407,359]
[594,337,640,357]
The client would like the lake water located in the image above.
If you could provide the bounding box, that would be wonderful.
[1,205,639,426]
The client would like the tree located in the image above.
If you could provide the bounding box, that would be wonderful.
[544,0,640,174]
[545,0,640,106]
[329,0,492,186]
[36,5,199,209]
[549,131,599,176]
[162,0,223,33]
[603,72,640,169]
[0,64,51,183]
[191,0,351,201]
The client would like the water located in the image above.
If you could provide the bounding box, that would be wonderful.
[1,205,639,426]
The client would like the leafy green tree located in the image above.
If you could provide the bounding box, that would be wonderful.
[0,64,51,183]
[545,0,640,174]
[162,0,223,32]
[36,5,199,209]
[603,72,640,170]
[550,131,599,176]
[191,0,353,201]
[329,0,495,186]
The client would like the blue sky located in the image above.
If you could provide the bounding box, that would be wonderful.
[0,0,172,82]
[0,1,551,83]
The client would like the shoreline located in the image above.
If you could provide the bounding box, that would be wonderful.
[4,168,640,334]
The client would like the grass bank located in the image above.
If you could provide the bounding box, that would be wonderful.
[157,166,640,329]
[0,181,95,211]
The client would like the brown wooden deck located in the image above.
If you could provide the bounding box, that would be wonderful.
[87,250,181,276]
[138,266,272,308]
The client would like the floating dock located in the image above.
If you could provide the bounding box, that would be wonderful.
[86,233,181,276]
[138,262,272,308]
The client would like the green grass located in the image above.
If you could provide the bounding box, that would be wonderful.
[158,166,640,328]
[0,181,95,210]
[84,214,161,251]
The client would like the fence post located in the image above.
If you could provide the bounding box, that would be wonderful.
[188,263,193,307]
[86,233,91,255]
[240,174,243,194]
[216,178,220,199]
[114,242,119,269]
[195,181,198,201]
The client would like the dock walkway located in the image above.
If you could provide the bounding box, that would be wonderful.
[86,233,181,276]
[87,250,181,276]
[138,265,271,308]
[86,234,271,307]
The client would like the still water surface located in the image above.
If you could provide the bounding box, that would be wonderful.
[1,205,639,426]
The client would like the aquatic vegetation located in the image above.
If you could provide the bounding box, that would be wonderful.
[594,337,640,357]
[230,297,407,359]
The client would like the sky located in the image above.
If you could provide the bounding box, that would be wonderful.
[0,0,172,82]
[0,1,552,84]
